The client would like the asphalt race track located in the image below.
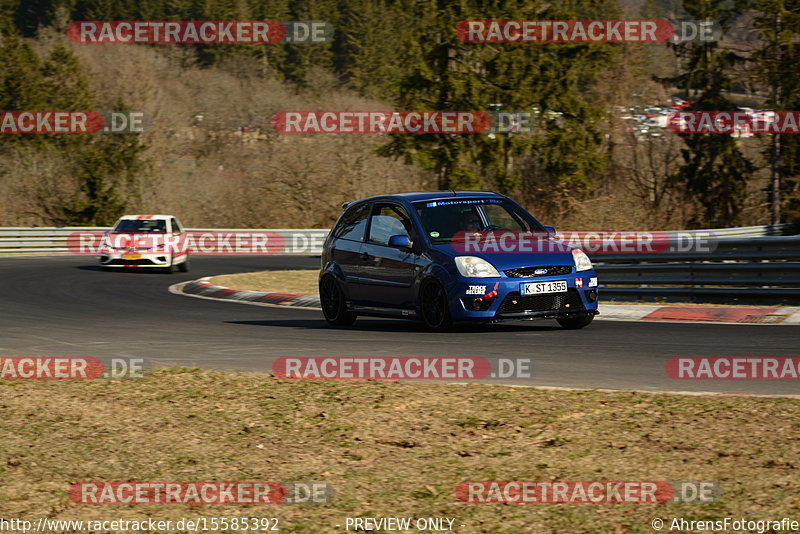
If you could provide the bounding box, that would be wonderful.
[1,255,798,396]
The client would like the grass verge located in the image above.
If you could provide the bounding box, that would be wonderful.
[2,369,798,533]
[209,270,318,295]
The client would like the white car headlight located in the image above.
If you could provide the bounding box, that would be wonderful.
[455,256,500,278]
[572,249,593,272]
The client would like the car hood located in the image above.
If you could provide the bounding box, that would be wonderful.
[430,238,576,271]
[104,232,165,248]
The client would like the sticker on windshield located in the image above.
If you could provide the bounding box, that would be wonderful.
[430,231,440,238]
[424,199,502,207]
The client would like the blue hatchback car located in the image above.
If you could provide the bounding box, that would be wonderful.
[319,191,598,330]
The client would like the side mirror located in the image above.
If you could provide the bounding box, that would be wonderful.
[388,234,411,248]
[544,226,556,235]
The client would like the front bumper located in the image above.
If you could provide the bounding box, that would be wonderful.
[449,270,599,321]
[99,252,172,267]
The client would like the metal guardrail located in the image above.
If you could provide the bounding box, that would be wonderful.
[0,224,794,254]
[1,224,798,304]
[655,223,793,238]
[593,236,800,305]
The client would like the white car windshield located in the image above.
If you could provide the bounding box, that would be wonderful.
[113,220,167,233]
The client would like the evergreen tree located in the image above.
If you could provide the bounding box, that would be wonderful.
[247,0,291,79]
[0,38,146,225]
[13,0,72,36]
[379,0,614,194]
[663,0,754,227]
[751,0,800,223]
[332,0,409,99]
[61,99,147,225]
[0,31,48,151]
[281,0,338,85]
[42,44,93,109]
[0,31,47,110]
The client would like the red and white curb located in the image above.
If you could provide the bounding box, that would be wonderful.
[169,277,321,309]
[171,277,800,325]
[599,304,800,325]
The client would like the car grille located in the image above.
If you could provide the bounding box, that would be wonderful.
[497,289,584,315]
[503,265,572,278]
[106,258,159,265]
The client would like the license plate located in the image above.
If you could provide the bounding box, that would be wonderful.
[122,253,141,260]
[521,280,567,295]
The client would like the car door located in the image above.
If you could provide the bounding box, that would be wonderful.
[329,202,371,304]
[359,202,420,311]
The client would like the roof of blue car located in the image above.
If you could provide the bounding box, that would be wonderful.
[357,191,504,203]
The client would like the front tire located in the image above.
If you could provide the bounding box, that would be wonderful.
[177,257,190,272]
[557,314,594,329]
[162,256,176,274]
[420,279,453,331]
[320,275,357,326]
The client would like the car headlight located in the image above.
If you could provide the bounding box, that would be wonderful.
[455,256,500,278]
[572,249,593,272]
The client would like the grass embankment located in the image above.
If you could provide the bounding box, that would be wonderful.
[2,369,798,533]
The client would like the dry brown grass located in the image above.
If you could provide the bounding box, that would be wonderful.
[1,31,432,228]
[1,369,798,533]
[210,270,318,295]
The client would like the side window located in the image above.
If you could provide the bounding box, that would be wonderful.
[335,203,371,242]
[481,204,526,231]
[171,218,183,232]
[368,203,412,246]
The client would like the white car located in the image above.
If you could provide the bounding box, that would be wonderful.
[99,215,190,273]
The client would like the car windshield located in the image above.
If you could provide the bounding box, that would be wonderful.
[413,198,544,242]
[113,219,167,233]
